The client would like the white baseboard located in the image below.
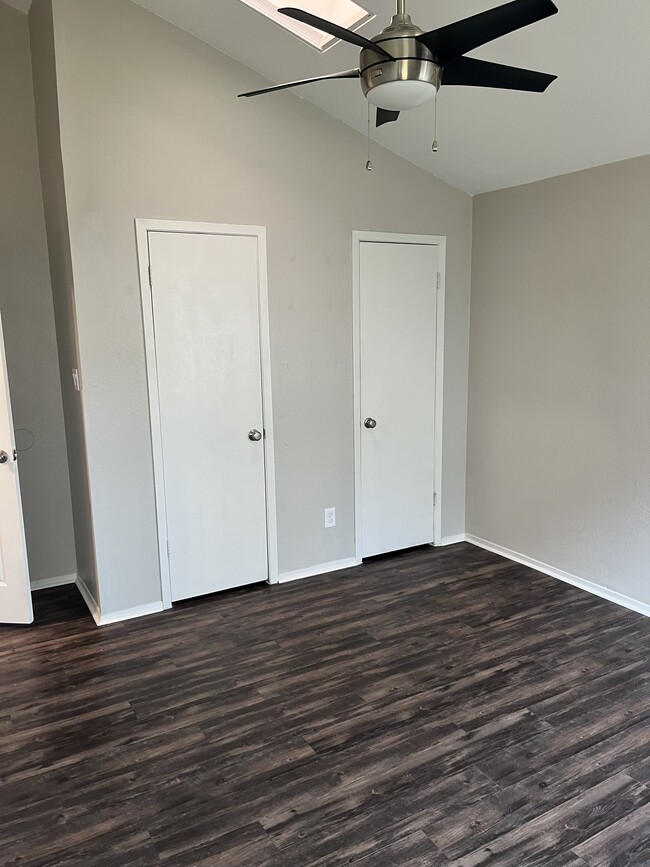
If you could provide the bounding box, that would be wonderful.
[75,575,163,626]
[75,575,101,625]
[97,602,165,626]
[279,557,360,584]
[465,534,650,619]
[438,534,467,547]
[31,573,77,591]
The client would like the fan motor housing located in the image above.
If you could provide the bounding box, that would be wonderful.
[360,17,441,106]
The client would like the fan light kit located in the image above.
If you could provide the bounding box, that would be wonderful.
[239,0,558,148]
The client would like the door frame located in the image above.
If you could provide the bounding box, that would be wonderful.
[352,231,446,561]
[135,219,279,610]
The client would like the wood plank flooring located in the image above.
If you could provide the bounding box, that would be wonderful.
[1,543,648,866]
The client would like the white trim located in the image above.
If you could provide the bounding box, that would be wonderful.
[433,241,446,548]
[75,574,164,626]
[278,557,360,584]
[438,534,466,547]
[136,220,172,609]
[75,574,101,626]
[466,535,650,620]
[31,573,77,591]
[97,602,165,626]
[352,231,446,562]
[135,219,278,608]
[256,229,280,585]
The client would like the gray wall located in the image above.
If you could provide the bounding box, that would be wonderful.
[468,156,650,607]
[0,1,75,584]
[43,0,472,616]
[29,0,99,603]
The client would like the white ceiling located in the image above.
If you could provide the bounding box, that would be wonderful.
[5,0,649,192]
[131,0,650,194]
[9,0,647,194]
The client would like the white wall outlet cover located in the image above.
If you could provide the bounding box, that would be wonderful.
[325,508,336,528]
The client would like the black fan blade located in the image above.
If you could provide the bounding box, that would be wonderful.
[443,57,556,92]
[238,68,360,98]
[278,7,393,60]
[417,0,558,65]
[376,108,400,127]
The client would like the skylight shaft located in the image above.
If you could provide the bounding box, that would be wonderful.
[238,0,373,51]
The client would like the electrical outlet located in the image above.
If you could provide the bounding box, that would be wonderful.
[324,508,336,529]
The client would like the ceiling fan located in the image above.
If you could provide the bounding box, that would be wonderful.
[239,0,558,129]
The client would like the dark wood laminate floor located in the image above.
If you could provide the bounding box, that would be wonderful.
[1,543,649,867]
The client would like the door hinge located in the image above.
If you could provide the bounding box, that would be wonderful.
[166,539,171,559]
[436,273,441,291]
[434,492,438,507]
[148,265,153,288]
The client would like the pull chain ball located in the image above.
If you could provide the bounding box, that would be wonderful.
[432,89,439,153]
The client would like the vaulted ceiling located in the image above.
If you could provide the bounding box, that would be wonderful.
[7,0,649,193]
[130,0,650,194]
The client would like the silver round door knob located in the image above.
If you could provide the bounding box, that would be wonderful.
[0,450,8,464]
[364,418,377,429]
[248,429,263,442]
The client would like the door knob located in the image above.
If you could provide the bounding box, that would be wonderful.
[364,418,377,429]
[248,429,263,442]
[0,451,8,464]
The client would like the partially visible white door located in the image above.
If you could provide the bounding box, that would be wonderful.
[0,312,33,624]
[359,241,438,558]
[148,230,269,602]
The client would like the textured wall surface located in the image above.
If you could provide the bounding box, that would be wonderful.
[44,0,472,615]
[0,1,75,583]
[30,0,98,602]
[468,156,650,607]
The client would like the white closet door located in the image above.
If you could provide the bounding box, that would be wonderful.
[0,312,33,624]
[360,241,438,558]
[148,231,268,602]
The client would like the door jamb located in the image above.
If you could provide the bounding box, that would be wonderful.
[352,231,446,562]
[135,219,279,611]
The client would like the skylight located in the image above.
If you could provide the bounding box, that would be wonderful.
[238,0,374,52]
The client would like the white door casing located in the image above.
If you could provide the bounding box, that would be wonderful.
[136,221,278,607]
[353,232,446,560]
[0,312,33,625]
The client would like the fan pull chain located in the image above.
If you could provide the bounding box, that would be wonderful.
[366,102,373,171]
[432,89,439,153]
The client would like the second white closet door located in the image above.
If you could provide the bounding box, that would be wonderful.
[360,240,438,558]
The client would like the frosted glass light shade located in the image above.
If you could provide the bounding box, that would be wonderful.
[366,80,438,111]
